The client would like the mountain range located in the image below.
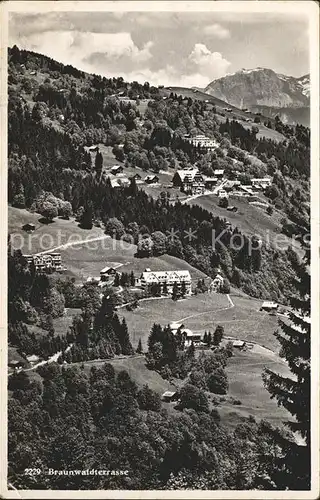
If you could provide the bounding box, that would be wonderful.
[204,68,310,126]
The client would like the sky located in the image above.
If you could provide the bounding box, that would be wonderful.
[9,11,310,88]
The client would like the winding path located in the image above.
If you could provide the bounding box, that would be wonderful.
[177,294,234,323]
[37,234,111,255]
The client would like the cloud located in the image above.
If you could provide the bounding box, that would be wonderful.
[12,30,153,74]
[203,23,230,39]
[188,44,231,80]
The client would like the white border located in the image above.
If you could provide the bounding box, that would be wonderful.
[0,2,319,499]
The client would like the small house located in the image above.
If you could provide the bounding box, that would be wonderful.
[227,206,238,212]
[183,329,202,347]
[210,274,224,292]
[162,391,178,402]
[86,276,100,284]
[172,169,205,195]
[204,177,218,190]
[144,175,159,184]
[224,180,241,191]
[131,173,142,180]
[261,301,278,312]
[100,266,119,282]
[170,322,184,334]
[88,145,99,152]
[26,354,39,365]
[22,223,36,232]
[251,178,272,190]
[233,340,246,349]
[8,360,24,370]
[110,177,130,188]
[213,169,225,178]
[110,165,124,175]
[218,189,228,198]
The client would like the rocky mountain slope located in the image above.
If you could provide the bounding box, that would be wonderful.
[205,68,310,110]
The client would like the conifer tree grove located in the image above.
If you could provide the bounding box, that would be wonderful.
[263,235,310,489]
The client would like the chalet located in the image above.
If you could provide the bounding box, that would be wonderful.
[130,173,142,180]
[213,169,225,178]
[233,340,246,349]
[224,180,240,191]
[218,189,228,198]
[100,266,120,282]
[183,329,202,347]
[170,322,184,332]
[86,277,100,285]
[8,360,25,370]
[172,169,205,195]
[22,223,36,232]
[204,177,218,190]
[144,175,159,184]
[210,274,224,292]
[110,177,130,188]
[251,178,272,190]
[261,301,278,312]
[88,145,99,152]
[24,253,63,273]
[140,269,192,296]
[26,354,40,365]
[187,135,218,151]
[162,391,179,402]
[110,165,124,175]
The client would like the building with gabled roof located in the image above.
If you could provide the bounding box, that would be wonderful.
[110,165,124,175]
[261,301,278,311]
[210,274,224,293]
[24,253,63,273]
[251,177,272,190]
[144,174,159,184]
[172,168,205,195]
[140,269,192,296]
[162,391,178,402]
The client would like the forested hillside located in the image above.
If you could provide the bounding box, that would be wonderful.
[8,45,310,302]
[7,46,311,492]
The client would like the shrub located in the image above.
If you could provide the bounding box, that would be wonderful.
[206,368,229,395]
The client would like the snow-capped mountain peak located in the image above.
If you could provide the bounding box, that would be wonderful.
[205,68,310,108]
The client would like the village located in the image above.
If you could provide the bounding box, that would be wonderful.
[95,134,272,199]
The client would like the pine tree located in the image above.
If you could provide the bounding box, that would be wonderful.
[148,323,163,351]
[94,151,103,177]
[162,281,168,295]
[187,341,195,358]
[263,240,310,489]
[213,325,224,346]
[136,338,143,354]
[172,282,179,301]
[80,202,93,229]
[203,331,208,344]
[113,273,120,287]
[119,318,133,355]
[181,280,187,298]
[130,271,135,286]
